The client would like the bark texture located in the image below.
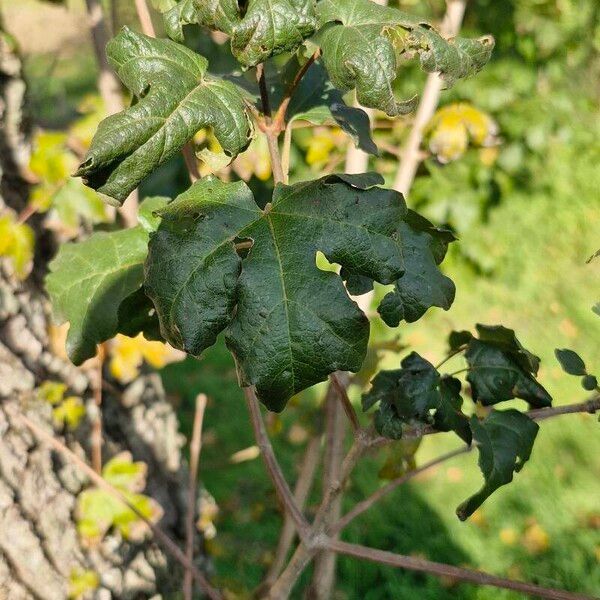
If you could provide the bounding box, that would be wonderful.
[0,29,203,600]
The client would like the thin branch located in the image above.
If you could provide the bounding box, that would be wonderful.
[134,0,156,36]
[327,539,595,600]
[434,344,468,370]
[330,445,472,535]
[91,344,105,473]
[267,541,319,600]
[261,435,322,590]
[329,373,360,433]
[184,394,208,600]
[272,49,321,133]
[370,397,600,448]
[309,382,348,599]
[243,387,311,541]
[393,0,467,194]
[17,413,222,600]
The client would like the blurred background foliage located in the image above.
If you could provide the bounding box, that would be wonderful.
[2,0,599,597]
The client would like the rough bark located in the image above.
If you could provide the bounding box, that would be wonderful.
[0,29,203,600]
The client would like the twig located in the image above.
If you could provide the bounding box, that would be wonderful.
[256,65,285,184]
[134,0,156,36]
[370,397,600,448]
[243,387,311,541]
[17,413,222,600]
[271,49,321,133]
[133,0,200,184]
[309,381,348,599]
[330,445,472,535]
[184,394,208,600]
[393,0,467,194]
[329,373,360,433]
[434,344,468,369]
[261,435,322,590]
[91,344,104,473]
[327,539,595,600]
[84,0,138,227]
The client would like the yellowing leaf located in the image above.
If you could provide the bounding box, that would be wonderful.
[76,454,162,546]
[427,103,498,163]
[108,334,184,384]
[305,128,346,167]
[70,95,107,150]
[102,452,147,493]
[0,214,35,279]
[29,130,77,186]
[37,380,67,405]
[231,134,272,181]
[522,521,550,555]
[68,568,99,599]
[53,396,86,430]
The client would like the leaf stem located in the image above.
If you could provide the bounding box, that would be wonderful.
[434,345,467,370]
[183,394,208,600]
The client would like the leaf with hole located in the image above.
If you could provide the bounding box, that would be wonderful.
[145,173,405,411]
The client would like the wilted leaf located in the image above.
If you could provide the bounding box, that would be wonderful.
[465,324,552,408]
[76,28,252,205]
[456,409,538,520]
[315,0,494,116]
[145,173,405,410]
[165,0,317,67]
[434,376,472,444]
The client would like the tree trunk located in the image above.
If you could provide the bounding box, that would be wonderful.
[0,29,203,600]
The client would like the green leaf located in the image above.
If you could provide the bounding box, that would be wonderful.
[315,0,494,116]
[145,173,405,411]
[456,410,538,520]
[281,58,378,155]
[362,352,442,439]
[465,324,552,408]
[164,0,317,67]
[138,196,170,233]
[554,348,587,376]
[582,374,598,391]
[46,227,149,365]
[75,27,252,205]
[448,330,473,351]
[434,376,472,444]
[377,211,456,326]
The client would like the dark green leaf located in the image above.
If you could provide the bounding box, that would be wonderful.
[145,173,405,411]
[46,227,149,364]
[448,330,473,351]
[434,376,472,444]
[456,410,538,520]
[164,0,317,67]
[554,348,587,376]
[377,210,456,326]
[315,0,494,116]
[75,28,252,205]
[116,288,162,342]
[465,344,550,408]
[582,374,598,391]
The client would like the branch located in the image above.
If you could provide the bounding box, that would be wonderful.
[392,0,467,195]
[330,445,472,535]
[91,344,105,473]
[184,394,208,600]
[243,387,311,541]
[326,539,595,600]
[134,0,156,36]
[370,397,600,448]
[329,373,360,433]
[256,64,285,184]
[261,434,322,590]
[17,412,222,600]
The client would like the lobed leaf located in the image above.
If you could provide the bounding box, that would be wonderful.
[145,173,405,411]
[457,409,539,520]
[315,0,494,116]
[75,28,252,205]
[164,0,317,67]
[465,324,552,408]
